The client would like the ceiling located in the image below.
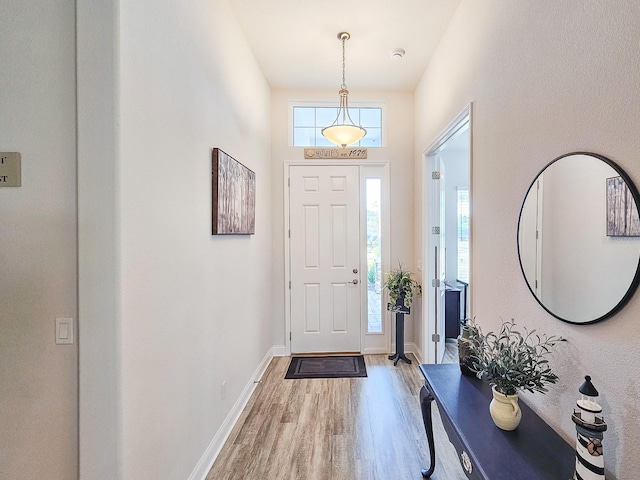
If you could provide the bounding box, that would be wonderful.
[228,0,461,92]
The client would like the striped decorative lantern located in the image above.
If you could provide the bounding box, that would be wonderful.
[572,376,607,480]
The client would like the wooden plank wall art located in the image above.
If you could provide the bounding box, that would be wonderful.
[606,176,640,236]
[212,148,256,235]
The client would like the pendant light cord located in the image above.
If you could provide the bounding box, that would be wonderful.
[341,35,347,89]
[321,31,366,147]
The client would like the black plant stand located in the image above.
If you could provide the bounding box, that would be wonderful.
[388,299,412,366]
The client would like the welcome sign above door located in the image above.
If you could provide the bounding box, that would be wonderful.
[304,148,367,160]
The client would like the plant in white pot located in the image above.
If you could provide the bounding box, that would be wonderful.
[382,263,421,313]
[468,319,566,431]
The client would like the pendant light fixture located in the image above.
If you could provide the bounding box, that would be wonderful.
[321,32,367,148]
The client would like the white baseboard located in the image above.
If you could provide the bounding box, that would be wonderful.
[187,346,275,480]
[383,342,424,364]
[406,342,424,363]
[389,342,422,362]
[362,347,389,354]
[387,342,424,363]
[272,344,287,357]
[363,344,422,359]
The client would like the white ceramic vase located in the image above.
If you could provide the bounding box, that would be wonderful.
[489,386,522,431]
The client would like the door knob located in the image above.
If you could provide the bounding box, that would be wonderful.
[352,279,359,284]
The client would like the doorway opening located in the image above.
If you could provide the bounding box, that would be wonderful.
[423,105,472,364]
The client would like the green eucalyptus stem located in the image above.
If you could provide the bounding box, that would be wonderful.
[468,319,566,396]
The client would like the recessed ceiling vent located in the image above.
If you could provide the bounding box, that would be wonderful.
[391,48,406,59]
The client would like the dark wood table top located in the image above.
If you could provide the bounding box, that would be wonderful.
[420,364,575,480]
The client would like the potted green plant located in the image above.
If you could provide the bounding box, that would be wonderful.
[468,319,566,430]
[382,263,421,312]
[457,318,479,376]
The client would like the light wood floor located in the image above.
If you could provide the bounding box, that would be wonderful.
[443,340,459,364]
[207,353,466,480]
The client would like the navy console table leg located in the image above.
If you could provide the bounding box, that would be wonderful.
[420,385,436,478]
[388,312,412,365]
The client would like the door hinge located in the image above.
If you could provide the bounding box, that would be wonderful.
[432,226,440,235]
[288,229,291,238]
[432,279,441,288]
[288,178,290,187]
[289,281,291,289]
[432,171,441,180]
[289,331,292,341]
[432,333,441,343]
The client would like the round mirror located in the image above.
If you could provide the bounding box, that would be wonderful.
[517,152,640,324]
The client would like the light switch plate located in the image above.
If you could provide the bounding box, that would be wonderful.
[55,317,74,345]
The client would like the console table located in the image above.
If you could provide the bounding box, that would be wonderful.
[419,364,575,479]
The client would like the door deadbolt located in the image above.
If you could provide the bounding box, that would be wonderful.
[353,268,358,274]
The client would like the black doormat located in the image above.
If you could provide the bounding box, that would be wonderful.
[285,355,367,379]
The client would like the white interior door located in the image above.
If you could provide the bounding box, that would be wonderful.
[423,105,472,364]
[428,157,446,363]
[289,165,361,353]
[437,161,447,361]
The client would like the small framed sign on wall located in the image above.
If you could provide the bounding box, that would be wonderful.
[212,148,256,235]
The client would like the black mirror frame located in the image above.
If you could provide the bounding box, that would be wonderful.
[517,151,640,324]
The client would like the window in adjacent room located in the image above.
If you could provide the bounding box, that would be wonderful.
[457,187,470,283]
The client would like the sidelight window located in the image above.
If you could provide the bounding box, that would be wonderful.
[366,178,383,333]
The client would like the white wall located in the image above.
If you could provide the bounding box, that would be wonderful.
[0,1,78,478]
[78,0,273,478]
[415,2,640,478]
[77,0,120,477]
[270,90,417,350]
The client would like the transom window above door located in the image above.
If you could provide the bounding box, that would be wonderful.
[291,105,383,148]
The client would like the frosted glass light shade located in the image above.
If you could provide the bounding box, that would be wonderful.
[321,123,366,148]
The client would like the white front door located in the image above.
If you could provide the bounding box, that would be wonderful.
[289,165,361,353]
